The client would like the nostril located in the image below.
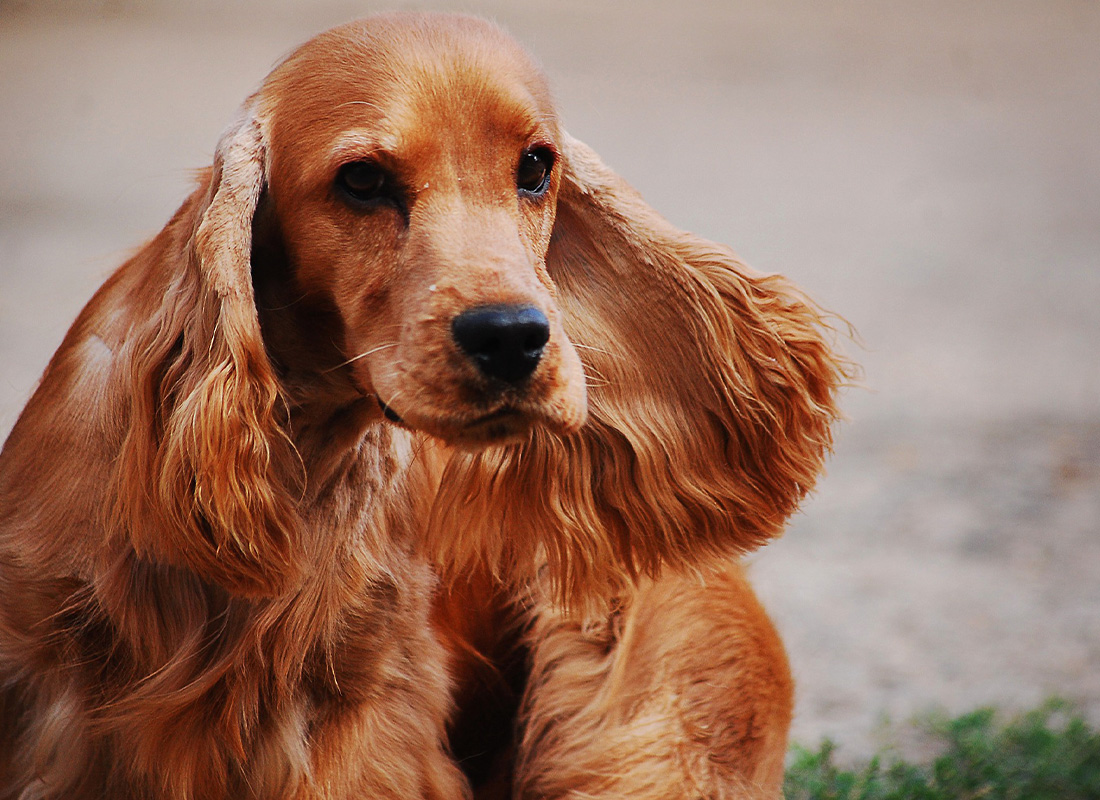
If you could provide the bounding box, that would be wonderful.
[452,305,550,384]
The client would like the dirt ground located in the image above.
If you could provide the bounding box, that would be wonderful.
[2,0,1098,760]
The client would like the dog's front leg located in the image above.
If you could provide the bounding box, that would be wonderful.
[514,563,792,800]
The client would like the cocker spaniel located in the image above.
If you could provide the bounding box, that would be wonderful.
[0,13,847,799]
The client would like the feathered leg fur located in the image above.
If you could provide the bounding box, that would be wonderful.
[512,563,792,799]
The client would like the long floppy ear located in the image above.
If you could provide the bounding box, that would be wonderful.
[112,106,301,596]
[431,134,852,607]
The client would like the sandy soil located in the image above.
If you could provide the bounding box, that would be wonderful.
[2,0,1098,760]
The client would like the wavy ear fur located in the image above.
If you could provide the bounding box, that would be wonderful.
[112,107,301,596]
[431,134,852,607]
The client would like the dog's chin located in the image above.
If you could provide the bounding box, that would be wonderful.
[439,410,536,450]
[377,397,585,451]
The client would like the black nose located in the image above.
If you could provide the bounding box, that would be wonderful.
[451,304,551,384]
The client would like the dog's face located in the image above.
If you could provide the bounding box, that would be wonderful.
[257,17,586,448]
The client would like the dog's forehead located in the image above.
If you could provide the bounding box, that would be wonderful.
[267,17,552,131]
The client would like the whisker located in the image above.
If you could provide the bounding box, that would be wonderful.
[409,431,431,463]
[572,342,614,357]
[578,360,611,385]
[334,100,386,112]
[322,342,399,373]
[381,386,409,415]
[258,292,309,312]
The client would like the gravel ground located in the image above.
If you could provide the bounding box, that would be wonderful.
[2,0,1098,760]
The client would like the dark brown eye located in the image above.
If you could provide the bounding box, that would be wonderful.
[336,161,393,206]
[517,148,554,196]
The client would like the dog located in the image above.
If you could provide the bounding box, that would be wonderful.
[0,13,847,799]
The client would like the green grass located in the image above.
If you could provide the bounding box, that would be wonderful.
[784,700,1100,800]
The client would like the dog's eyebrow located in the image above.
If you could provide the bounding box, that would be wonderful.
[330,129,402,163]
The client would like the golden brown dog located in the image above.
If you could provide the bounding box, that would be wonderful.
[0,14,847,799]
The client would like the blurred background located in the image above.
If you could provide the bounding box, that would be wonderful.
[2,0,1098,757]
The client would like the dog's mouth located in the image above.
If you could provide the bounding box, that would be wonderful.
[376,395,534,446]
[366,332,588,447]
[377,397,403,423]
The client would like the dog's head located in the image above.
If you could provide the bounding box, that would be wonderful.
[116,13,850,600]
[247,15,588,448]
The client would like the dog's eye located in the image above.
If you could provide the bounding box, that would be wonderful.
[517,148,554,196]
[336,161,394,206]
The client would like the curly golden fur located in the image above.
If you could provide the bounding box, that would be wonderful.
[0,13,849,799]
